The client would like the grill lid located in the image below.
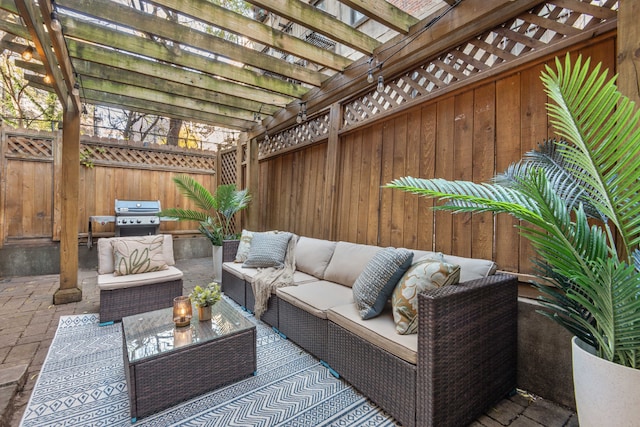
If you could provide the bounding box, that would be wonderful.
[115,199,161,215]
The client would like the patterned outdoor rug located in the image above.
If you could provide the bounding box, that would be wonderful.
[20,298,399,426]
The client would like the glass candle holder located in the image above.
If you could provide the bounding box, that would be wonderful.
[173,296,192,327]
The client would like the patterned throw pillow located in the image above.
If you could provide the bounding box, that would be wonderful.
[242,232,292,268]
[352,248,413,320]
[234,229,254,263]
[391,258,460,334]
[113,235,168,276]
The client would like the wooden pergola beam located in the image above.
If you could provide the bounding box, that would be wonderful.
[339,0,419,34]
[61,16,309,99]
[64,40,294,108]
[244,0,381,54]
[147,0,352,72]
[60,0,326,87]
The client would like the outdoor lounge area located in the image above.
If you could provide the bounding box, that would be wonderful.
[0,257,578,426]
[0,0,638,426]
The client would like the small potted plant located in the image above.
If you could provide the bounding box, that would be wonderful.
[189,282,221,321]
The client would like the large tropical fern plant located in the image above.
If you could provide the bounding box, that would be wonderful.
[160,175,251,246]
[386,54,640,369]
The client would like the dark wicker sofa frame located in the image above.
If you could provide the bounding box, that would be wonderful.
[221,269,279,327]
[222,266,517,427]
[99,279,183,323]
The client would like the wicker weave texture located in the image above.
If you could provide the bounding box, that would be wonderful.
[245,283,279,327]
[328,321,417,426]
[222,240,240,263]
[124,328,256,419]
[278,300,328,361]
[99,279,183,323]
[222,269,246,307]
[418,273,518,427]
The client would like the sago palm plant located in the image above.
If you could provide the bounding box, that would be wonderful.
[386,54,640,368]
[161,175,251,246]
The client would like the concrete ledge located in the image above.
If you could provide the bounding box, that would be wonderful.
[0,236,212,277]
[517,298,575,409]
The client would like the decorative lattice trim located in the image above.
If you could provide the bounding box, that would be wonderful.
[342,0,617,128]
[219,149,237,185]
[258,112,330,158]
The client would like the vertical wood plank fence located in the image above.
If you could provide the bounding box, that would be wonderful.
[0,129,231,247]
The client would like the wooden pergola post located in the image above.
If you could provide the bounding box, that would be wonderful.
[245,137,259,231]
[54,108,82,304]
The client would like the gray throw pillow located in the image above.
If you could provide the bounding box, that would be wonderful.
[242,232,292,268]
[352,247,414,319]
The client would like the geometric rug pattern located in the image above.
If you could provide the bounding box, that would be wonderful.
[20,297,400,426]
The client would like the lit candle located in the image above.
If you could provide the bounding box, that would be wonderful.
[173,296,192,327]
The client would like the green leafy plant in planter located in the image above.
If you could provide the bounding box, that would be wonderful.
[189,282,222,308]
[386,54,640,369]
[160,175,251,246]
[189,282,222,322]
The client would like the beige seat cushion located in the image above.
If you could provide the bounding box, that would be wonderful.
[295,237,337,279]
[277,281,354,319]
[328,303,417,365]
[322,242,382,287]
[98,266,183,290]
[98,234,175,275]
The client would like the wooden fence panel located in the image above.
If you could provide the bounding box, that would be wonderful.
[0,130,221,246]
[257,36,616,276]
[258,143,327,237]
[495,74,522,272]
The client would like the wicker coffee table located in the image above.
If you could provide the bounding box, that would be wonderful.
[121,299,256,421]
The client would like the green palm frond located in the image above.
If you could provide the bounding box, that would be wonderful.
[497,139,601,220]
[385,177,542,223]
[541,54,640,254]
[161,176,251,244]
[172,175,216,213]
[387,54,640,369]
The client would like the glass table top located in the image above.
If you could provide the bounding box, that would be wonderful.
[122,298,255,363]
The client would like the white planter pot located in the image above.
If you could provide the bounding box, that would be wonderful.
[572,336,640,427]
[212,245,222,283]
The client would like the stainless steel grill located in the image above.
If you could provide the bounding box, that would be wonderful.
[114,199,161,237]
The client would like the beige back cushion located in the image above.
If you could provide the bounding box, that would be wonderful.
[295,237,337,279]
[441,254,497,282]
[97,234,175,275]
[322,242,382,287]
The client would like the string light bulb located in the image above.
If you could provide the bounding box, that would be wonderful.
[50,11,61,32]
[43,74,52,84]
[376,75,385,93]
[72,82,80,96]
[367,69,374,84]
[21,46,33,61]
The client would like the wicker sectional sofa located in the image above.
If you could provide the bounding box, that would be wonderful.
[221,235,517,427]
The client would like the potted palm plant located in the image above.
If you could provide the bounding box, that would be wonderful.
[386,54,640,426]
[161,175,251,281]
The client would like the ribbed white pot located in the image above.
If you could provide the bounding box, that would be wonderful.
[212,245,222,283]
[572,336,640,427]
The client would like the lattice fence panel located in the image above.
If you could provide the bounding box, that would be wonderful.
[82,140,216,173]
[259,112,330,158]
[219,149,237,185]
[5,133,54,160]
[343,0,617,127]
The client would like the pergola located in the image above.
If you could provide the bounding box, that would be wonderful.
[0,0,637,303]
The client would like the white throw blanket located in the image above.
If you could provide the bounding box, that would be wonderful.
[251,234,297,318]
